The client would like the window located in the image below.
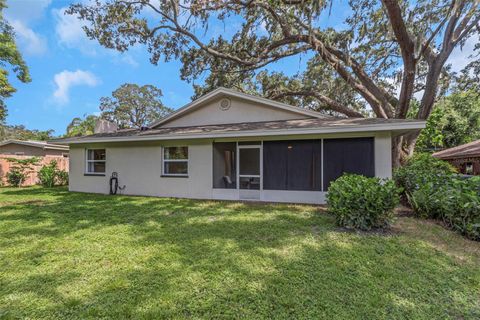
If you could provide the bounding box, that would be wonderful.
[85,149,106,174]
[465,162,474,175]
[162,146,188,176]
[213,142,236,189]
[14,152,25,156]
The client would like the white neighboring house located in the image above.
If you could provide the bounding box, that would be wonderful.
[52,87,425,204]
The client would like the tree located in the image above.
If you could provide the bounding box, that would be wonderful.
[0,124,54,141]
[68,0,480,165]
[99,83,173,129]
[65,115,98,137]
[415,90,480,151]
[0,0,31,123]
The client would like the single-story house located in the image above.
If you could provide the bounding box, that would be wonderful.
[0,139,69,186]
[53,87,425,204]
[0,139,69,157]
[433,140,480,175]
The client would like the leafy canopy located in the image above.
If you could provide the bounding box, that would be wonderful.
[415,90,480,150]
[68,0,480,163]
[99,83,173,129]
[0,0,31,123]
[65,115,99,137]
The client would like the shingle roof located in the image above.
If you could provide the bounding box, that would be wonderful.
[433,140,480,159]
[51,117,424,144]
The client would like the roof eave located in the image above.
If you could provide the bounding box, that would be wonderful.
[55,122,425,145]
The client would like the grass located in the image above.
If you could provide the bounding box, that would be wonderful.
[0,187,479,319]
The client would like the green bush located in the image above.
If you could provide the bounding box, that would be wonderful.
[4,157,40,187]
[6,169,26,187]
[38,161,58,187]
[37,160,69,187]
[394,153,456,198]
[327,174,401,230]
[410,176,480,240]
[57,170,69,186]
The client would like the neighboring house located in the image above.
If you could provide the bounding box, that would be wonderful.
[0,140,69,186]
[0,140,69,157]
[433,140,480,175]
[53,87,425,204]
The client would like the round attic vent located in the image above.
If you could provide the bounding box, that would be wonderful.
[219,98,231,110]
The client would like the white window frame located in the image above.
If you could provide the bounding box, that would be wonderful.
[162,146,189,177]
[85,148,106,175]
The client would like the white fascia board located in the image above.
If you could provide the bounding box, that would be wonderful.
[60,121,425,145]
[148,87,327,128]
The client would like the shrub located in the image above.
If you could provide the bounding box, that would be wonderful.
[394,153,456,197]
[57,170,69,186]
[4,157,40,187]
[410,176,480,240]
[38,161,58,187]
[6,168,26,187]
[37,160,69,187]
[327,174,401,230]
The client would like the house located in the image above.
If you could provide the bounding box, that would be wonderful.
[52,88,425,204]
[0,140,69,186]
[433,140,480,175]
[0,139,69,157]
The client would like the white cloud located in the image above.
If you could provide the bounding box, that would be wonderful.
[53,70,100,104]
[9,19,47,56]
[53,7,97,55]
[4,0,52,23]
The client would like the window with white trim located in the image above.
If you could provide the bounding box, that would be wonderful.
[162,146,188,176]
[85,149,106,174]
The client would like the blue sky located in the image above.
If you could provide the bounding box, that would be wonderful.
[4,0,476,135]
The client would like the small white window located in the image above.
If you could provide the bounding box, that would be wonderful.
[162,146,188,177]
[85,149,106,174]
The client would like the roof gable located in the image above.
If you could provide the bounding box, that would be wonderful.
[150,87,328,128]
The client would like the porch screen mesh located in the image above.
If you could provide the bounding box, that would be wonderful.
[213,142,236,189]
[323,137,375,190]
[263,140,321,191]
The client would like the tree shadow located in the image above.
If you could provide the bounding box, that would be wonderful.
[1,188,479,318]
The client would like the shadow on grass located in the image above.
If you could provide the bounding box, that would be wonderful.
[0,188,479,319]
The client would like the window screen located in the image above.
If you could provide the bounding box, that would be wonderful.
[323,137,374,190]
[263,140,321,191]
[86,149,106,174]
[213,142,236,189]
[163,146,188,176]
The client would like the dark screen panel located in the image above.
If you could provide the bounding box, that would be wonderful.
[263,141,288,190]
[287,141,322,191]
[323,137,375,190]
[263,140,321,191]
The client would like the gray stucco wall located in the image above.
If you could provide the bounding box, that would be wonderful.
[68,132,392,204]
[161,96,309,128]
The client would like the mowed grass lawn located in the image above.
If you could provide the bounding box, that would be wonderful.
[0,187,479,319]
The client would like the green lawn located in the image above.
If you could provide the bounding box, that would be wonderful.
[0,187,479,319]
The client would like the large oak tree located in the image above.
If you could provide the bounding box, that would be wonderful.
[99,83,173,128]
[68,0,480,165]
